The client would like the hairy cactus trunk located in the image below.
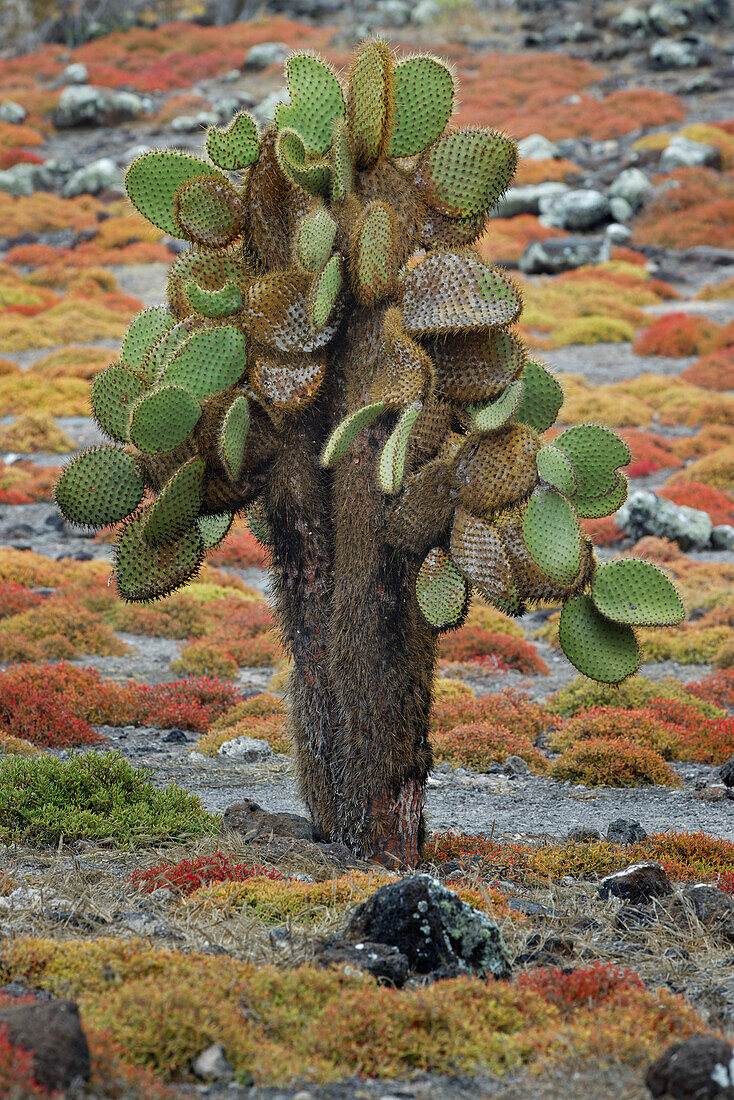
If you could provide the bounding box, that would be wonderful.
[266,319,435,867]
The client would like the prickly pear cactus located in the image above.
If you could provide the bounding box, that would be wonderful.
[55,39,684,865]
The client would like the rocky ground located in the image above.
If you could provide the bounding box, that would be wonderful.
[2,1,734,1097]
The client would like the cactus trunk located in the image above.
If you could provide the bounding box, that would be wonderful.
[266,343,435,866]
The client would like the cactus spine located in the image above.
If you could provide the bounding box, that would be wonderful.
[55,39,685,866]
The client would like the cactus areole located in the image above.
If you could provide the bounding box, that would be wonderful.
[55,41,685,867]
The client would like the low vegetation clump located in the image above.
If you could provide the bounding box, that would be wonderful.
[548,737,682,787]
[0,596,129,662]
[431,689,547,742]
[208,523,270,569]
[618,429,683,477]
[0,752,218,844]
[659,482,734,527]
[424,828,734,886]
[0,933,707,1083]
[172,630,284,678]
[546,675,726,720]
[128,853,287,896]
[439,627,549,674]
[431,721,548,773]
[0,413,73,455]
[548,706,682,759]
[688,668,734,709]
[632,312,733,358]
[632,167,734,249]
[196,714,291,756]
[664,445,734,491]
[476,215,567,265]
[681,347,734,391]
[0,663,246,744]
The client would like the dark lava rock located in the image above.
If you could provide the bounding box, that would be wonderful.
[0,998,90,1090]
[720,754,734,787]
[565,825,602,843]
[162,727,188,743]
[344,874,510,979]
[519,234,609,274]
[680,885,734,942]
[313,940,410,986]
[607,818,648,845]
[220,798,323,842]
[514,933,577,968]
[598,861,672,904]
[646,1035,734,1098]
[506,896,553,918]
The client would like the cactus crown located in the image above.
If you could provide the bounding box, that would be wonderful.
[55,38,684,684]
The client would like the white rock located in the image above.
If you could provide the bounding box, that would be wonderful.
[661,135,719,170]
[609,167,652,210]
[217,736,273,763]
[192,1043,233,1081]
[245,42,290,70]
[517,133,560,160]
[0,100,27,123]
[62,62,89,84]
[252,88,289,127]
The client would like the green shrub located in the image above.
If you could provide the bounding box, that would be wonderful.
[546,676,725,720]
[549,737,682,788]
[0,752,218,844]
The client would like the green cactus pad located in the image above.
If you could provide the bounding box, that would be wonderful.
[347,38,392,167]
[126,151,228,238]
[174,176,245,248]
[353,201,394,303]
[185,280,243,319]
[275,53,345,156]
[129,385,202,454]
[197,512,234,550]
[55,447,144,529]
[555,424,631,501]
[296,206,338,271]
[573,472,628,519]
[513,359,564,433]
[536,444,578,497]
[275,128,330,197]
[591,559,685,626]
[468,381,522,433]
[308,253,343,331]
[146,320,197,378]
[246,498,272,547]
[378,402,421,494]
[401,250,521,334]
[159,326,246,402]
[206,112,259,171]
[558,594,641,684]
[321,402,386,466]
[387,56,454,159]
[418,129,518,218]
[416,546,467,629]
[522,487,582,587]
[91,363,146,443]
[247,273,338,353]
[115,512,203,602]
[449,507,519,614]
[219,394,250,481]
[168,250,243,322]
[120,307,174,377]
[143,457,205,548]
[331,118,355,203]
